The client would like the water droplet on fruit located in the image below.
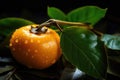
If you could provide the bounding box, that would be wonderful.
[31,56,34,58]
[24,40,28,44]
[34,50,38,53]
[28,49,31,52]
[9,43,12,47]
[15,39,19,43]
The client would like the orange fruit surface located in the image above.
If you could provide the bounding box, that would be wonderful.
[9,24,62,69]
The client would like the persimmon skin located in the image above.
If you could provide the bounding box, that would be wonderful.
[9,24,62,69]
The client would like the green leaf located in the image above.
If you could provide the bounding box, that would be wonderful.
[101,34,120,50]
[48,7,66,20]
[60,27,107,79]
[0,17,34,37]
[67,6,107,26]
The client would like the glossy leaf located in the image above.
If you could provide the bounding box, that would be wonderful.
[101,34,120,50]
[67,6,107,26]
[60,27,107,79]
[0,17,34,37]
[48,7,66,20]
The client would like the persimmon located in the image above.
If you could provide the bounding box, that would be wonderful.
[9,24,62,69]
[9,19,90,69]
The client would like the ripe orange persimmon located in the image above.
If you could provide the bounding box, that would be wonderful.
[9,24,62,69]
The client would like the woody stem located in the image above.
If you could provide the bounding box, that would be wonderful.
[48,19,89,26]
[42,19,92,28]
[30,19,92,34]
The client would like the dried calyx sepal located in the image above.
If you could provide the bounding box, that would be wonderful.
[30,25,48,34]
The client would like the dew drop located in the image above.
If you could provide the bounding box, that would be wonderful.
[15,39,18,43]
[34,50,38,53]
[31,56,34,58]
[24,40,28,44]
[28,49,31,52]
[9,43,12,47]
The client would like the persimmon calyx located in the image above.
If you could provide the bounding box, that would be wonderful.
[30,25,48,34]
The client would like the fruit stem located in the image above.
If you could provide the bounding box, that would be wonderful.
[40,19,92,29]
[30,19,92,34]
[38,19,63,32]
[91,29,103,37]
[48,19,90,27]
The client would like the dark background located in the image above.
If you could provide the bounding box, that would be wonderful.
[0,0,109,22]
[0,0,119,33]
